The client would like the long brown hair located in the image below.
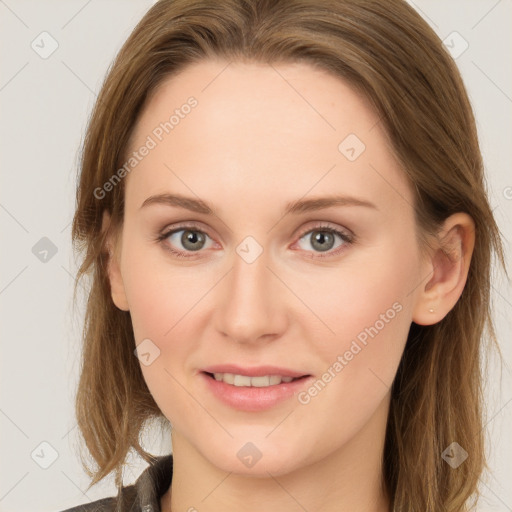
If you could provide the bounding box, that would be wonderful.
[70,0,507,510]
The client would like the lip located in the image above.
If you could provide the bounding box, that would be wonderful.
[199,365,313,412]
[201,364,308,378]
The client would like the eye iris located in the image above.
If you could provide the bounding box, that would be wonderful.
[311,231,334,252]
[182,230,205,251]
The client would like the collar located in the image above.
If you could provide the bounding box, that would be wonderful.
[124,454,174,512]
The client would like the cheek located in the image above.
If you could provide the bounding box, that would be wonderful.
[293,240,418,428]
[121,253,199,422]
[120,238,197,342]
[297,236,417,352]
[119,242,210,409]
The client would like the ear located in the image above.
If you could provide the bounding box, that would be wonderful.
[101,210,130,311]
[412,212,475,326]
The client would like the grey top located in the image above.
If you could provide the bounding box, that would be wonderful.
[58,454,173,512]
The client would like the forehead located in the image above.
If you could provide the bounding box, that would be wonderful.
[136,59,379,148]
[123,59,413,217]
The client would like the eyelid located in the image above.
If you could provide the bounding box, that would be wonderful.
[159,220,216,241]
[294,221,353,241]
[159,220,353,241]
[157,221,218,253]
[290,222,354,259]
[157,220,354,259]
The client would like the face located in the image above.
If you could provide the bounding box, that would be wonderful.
[108,59,431,476]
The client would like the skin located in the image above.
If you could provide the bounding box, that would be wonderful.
[103,60,475,512]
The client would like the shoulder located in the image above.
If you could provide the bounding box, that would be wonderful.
[55,454,172,512]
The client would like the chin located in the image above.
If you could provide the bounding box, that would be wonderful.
[202,436,310,478]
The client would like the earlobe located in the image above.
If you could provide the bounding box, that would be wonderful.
[412,213,475,326]
[101,210,130,312]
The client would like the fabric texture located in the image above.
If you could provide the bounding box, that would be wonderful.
[57,454,173,512]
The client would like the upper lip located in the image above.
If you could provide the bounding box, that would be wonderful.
[201,364,310,378]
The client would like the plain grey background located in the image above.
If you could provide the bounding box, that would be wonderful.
[0,1,511,511]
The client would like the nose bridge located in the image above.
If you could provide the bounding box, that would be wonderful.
[214,238,285,343]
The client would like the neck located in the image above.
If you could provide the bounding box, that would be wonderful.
[162,395,391,512]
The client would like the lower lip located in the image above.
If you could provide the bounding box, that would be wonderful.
[200,372,313,412]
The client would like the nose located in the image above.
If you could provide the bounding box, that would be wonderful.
[213,245,288,345]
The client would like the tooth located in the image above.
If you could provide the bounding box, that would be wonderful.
[212,372,299,386]
[223,373,235,385]
[251,376,271,387]
[233,374,252,386]
[269,375,282,385]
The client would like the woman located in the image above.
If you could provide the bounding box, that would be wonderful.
[61,0,507,510]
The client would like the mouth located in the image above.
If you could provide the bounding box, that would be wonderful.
[199,366,313,412]
[203,371,310,387]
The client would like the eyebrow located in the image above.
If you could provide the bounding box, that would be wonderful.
[139,193,378,215]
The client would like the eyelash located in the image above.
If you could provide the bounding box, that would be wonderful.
[155,222,355,260]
